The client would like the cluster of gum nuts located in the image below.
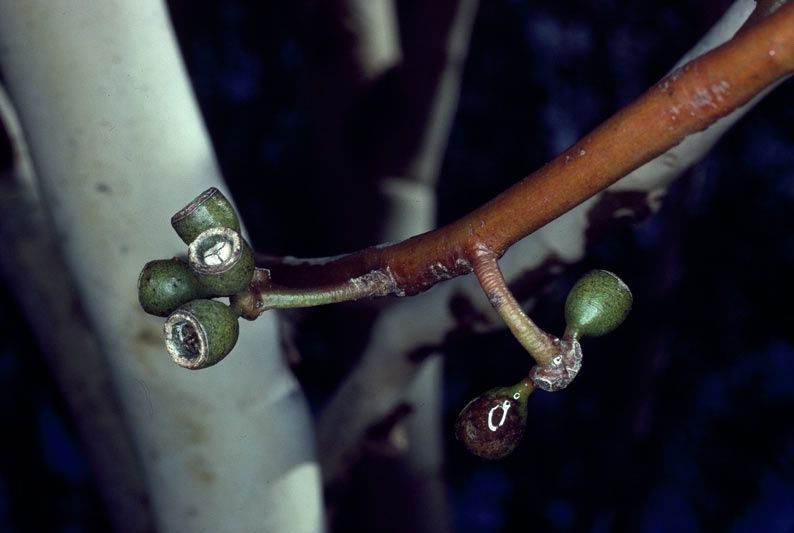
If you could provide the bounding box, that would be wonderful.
[137,188,253,369]
[138,189,634,461]
[454,269,633,459]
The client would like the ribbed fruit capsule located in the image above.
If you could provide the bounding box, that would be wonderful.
[188,227,254,296]
[164,299,240,369]
[137,258,206,317]
[454,380,533,460]
[171,187,241,245]
[564,269,632,339]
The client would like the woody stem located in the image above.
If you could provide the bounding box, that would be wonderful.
[254,3,794,301]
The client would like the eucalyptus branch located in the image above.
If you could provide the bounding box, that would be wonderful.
[132,3,793,470]
[313,0,792,471]
[141,2,794,371]
[248,2,794,299]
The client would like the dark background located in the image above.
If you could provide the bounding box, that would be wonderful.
[1,1,793,531]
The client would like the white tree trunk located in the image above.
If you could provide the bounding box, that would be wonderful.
[0,2,323,532]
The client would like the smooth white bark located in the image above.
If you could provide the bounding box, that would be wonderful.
[0,80,152,533]
[0,2,322,532]
[344,0,402,79]
[317,11,477,533]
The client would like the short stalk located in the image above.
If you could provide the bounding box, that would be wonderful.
[229,267,396,319]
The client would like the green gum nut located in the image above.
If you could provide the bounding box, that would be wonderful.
[454,380,533,460]
[137,258,206,317]
[164,299,240,369]
[564,269,632,339]
[188,227,254,296]
[171,187,241,245]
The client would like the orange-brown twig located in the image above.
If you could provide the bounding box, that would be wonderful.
[242,3,794,317]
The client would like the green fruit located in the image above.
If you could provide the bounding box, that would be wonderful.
[164,299,240,369]
[564,269,632,339]
[137,258,206,317]
[171,187,241,245]
[454,381,533,460]
[188,227,254,296]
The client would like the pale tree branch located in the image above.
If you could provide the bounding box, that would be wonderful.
[0,2,323,531]
[0,81,153,533]
[308,2,478,531]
